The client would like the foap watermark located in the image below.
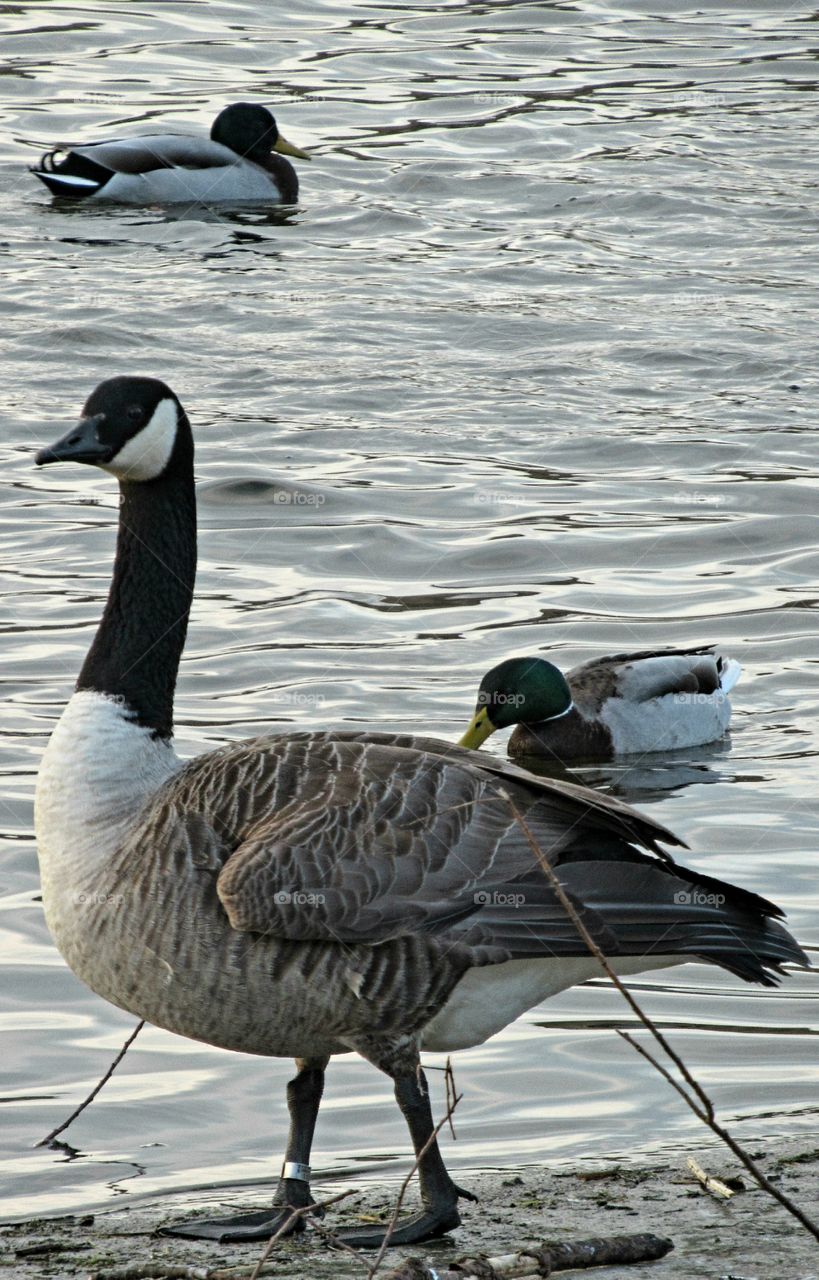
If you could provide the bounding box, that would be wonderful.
[274,890,326,907]
[279,91,333,104]
[474,890,526,909]
[473,92,518,108]
[673,889,725,907]
[47,284,106,347]
[274,689,325,709]
[669,489,726,507]
[474,491,528,508]
[666,90,728,112]
[73,891,124,906]
[272,489,325,507]
[278,291,314,308]
[75,91,122,106]
[477,689,524,709]
[480,290,530,310]
[672,690,727,706]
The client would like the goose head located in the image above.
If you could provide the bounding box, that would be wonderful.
[459,656,574,749]
[36,376,193,483]
[211,103,311,164]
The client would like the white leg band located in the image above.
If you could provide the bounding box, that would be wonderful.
[281,1161,311,1182]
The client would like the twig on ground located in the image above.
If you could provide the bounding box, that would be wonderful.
[499,788,819,1245]
[306,1216,367,1257]
[444,1056,459,1141]
[37,1020,145,1147]
[381,1231,673,1279]
[246,1189,357,1280]
[685,1154,736,1200]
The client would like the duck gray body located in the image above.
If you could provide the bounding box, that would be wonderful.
[31,103,310,204]
[34,377,806,1247]
[508,647,740,760]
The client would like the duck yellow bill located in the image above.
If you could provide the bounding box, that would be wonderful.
[274,134,312,160]
[458,707,496,751]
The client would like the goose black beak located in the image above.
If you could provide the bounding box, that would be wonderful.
[36,414,111,466]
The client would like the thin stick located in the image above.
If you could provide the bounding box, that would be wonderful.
[37,1020,145,1147]
[686,1154,735,1200]
[365,1087,463,1280]
[499,788,819,1244]
[306,1216,368,1258]
[246,1189,356,1280]
[444,1057,458,1141]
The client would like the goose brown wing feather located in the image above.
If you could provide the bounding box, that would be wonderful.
[122,733,804,987]
[216,744,560,942]
[295,730,685,852]
[147,733,680,945]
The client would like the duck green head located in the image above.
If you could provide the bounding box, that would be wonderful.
[458,657,573,750]
[211,104,312,163]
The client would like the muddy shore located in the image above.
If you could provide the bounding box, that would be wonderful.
[3,1137,817,1280]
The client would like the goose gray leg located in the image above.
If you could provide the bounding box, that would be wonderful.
[333,1039,476,1249]
[161,1056,329,1242]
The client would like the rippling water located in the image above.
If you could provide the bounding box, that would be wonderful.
[1,0,817,1224]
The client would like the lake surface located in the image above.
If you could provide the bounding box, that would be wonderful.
[1,0,817,1226]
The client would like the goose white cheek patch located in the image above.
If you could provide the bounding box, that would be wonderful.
[102,397,178,482]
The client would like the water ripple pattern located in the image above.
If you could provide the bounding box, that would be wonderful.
[0,0,817,1220]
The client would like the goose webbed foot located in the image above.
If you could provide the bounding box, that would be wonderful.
[161,1205,302,1243]
[161,1055,329,1243]
[159,1172,326,1239]
[160,1180,324,1242]
[333,1199,465,1249]
[331,1044,477,1250]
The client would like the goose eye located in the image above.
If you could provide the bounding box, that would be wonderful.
[127,404,143,424]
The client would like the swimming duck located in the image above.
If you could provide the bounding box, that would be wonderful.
[34,377,803,1247]
[460,649,741,762]
[31,103,310,204]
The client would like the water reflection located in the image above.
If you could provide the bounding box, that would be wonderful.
[1,0,817,1224]
[514,740,736,803]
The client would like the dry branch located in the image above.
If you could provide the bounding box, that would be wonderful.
[381,1231,673,1279]
[38,1020,145,1147]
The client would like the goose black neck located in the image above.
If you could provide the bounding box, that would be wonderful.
[76,460,197,740]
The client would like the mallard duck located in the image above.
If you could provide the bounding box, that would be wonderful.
[34,378,803,1247]
[459,649,741,761]
[30,103,310,204]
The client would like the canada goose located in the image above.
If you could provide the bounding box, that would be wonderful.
[34,377,805,1247]
[31,103,310,204]
[460,650,740,762]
